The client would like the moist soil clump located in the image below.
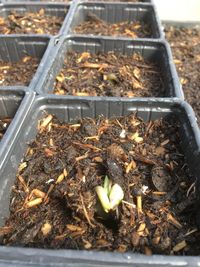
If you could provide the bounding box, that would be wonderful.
[0,118,11,140]
[73,13,152,38]
[0,56,39,86]
[165,26,200,123]
[54,51,164,97]
[1,113,199,255]
[0,9,66,35]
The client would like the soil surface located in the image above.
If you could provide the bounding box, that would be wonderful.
[0,56,39,86]
[0,113,199,255]
[74,13,152,38]
[0,118,12,140]
[0,9,66,35]
[165,26,200,123]
[54,51,165,97]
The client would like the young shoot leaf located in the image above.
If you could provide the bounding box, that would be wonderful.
[109,184,124,210]
[95,186,111,213]
[104,175,112,195]
[95,177,124,213]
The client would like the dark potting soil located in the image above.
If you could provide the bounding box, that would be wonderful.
[73,13,152,38]
[54,52,164,97]
[0,56,39,86]
[0,118,11,140]
[0,9,66,35]
[0,113,199,255]
[165,26,200,123]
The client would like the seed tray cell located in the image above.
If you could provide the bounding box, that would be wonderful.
[0,96,199,266]
[67,2,163,39]
[0,3,70,35]
[0,36,50,89]
[35,36,182,99]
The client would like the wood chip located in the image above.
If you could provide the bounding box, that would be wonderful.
[144,246,152,255]
[66,224,83,231]
[17,175,29,193]
[39,115,53,131]
[41,222,52,236]
[18,162,27,172]
[55,173,65,184]
[167,213,182,229]
[173,240,187,252]
[155,146,165,156]
[25,198,43,208]
[137,223,146,233]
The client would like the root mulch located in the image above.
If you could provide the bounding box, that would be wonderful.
[54,51,164,97]
[0,113,199,255]
[165,26,200,123]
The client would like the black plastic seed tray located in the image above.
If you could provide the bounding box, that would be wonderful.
[0,35,50,91]
[0,3,70,35]
[66,2,163,39]
[34,35,183,99]
[0,89,34,169]
[0,96,199,266]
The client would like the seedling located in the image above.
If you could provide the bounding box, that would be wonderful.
[95,176,124,213]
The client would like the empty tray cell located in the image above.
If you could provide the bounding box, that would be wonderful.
[0,97,199,257]
[70,3,161,38]
[0,3,69,35]
[0,36,49,87]
[37,36,181,98]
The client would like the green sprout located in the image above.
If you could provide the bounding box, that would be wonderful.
[95,176,124,213]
